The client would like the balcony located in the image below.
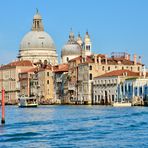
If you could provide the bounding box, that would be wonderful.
[68,82,76,90]
[56,78,62,83]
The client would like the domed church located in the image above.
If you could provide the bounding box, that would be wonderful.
[61,30,92,63]
[18,10,58,65]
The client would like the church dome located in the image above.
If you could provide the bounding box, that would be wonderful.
[20,31,56,50]
[18,10,58,65]
[61,31,82,56]
[62,43,82,56]
[33,13,42,20]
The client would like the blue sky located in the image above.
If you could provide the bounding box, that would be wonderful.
[0,0,148,66]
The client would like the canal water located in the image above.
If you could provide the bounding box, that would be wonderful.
[0,105,148,148]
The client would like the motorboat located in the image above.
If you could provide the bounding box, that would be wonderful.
[18,97,38,107]
[112,101,132,107]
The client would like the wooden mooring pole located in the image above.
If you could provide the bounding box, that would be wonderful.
[1,87,5,124]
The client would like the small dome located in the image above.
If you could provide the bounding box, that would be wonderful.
[20,31,56,50]
[84,31,91,43]
[61,30,82,57]
[62,43,82,56]
[34,13,42,20]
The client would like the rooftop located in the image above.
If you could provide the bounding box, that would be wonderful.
[0,60,33,69]
[95,69,140,78]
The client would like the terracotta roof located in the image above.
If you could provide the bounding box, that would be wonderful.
[69,56,94,63]
[102,57,143,65]
[95,70,139,78]
[53,64,68,72]
[96,54,106,58]
[0,60,33,69]
[21,67,38,74]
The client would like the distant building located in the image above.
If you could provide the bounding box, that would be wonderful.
[53,64,68,104]
[67,56,83,104]
[18,10,58,65]
[93,70,140,105]
[19,67,39,98]
[124,77,148,106]
[0,60,34,104]
[78,52,144,105]
[37,67,55,103]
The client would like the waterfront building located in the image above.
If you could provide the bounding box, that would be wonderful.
[123,76,148,106]
[61,31,92,63]
[19,67,38,98]
[18,10,58,65]
[37,66,55,103]
[0,60,34,104]
[67,56,82,104]
[53,64,68,104]
[78,52,144,104]
[93,70,140,105]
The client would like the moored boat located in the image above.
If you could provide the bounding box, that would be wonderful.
[112,101,132,107]
[18,97,38,107]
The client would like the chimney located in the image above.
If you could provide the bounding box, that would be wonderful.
[105,55,108,65]
[133,54,137,65]
[98,57,101,65]
[143,66,146,78]
[128,54,131,60]
[126,54,130,60]
[51,66,53,72]
[94,54,97,63]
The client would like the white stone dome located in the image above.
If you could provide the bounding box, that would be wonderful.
[61,30,82,57]
[62,43,81,56]
[20,31,56,50]
[18,10,58,65]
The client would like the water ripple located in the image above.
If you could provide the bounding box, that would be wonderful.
[0,106,148,147]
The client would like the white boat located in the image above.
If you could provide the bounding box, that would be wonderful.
[18,97,38,107]
[112,101,132,107]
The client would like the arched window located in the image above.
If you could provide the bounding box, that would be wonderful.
[86,45,90,50]
[67,57,69,62]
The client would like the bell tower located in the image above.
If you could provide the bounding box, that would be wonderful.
[32,9,44,31]
[84,31,92,56]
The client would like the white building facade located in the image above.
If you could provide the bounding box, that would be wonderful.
[123,78,148,105]
[93,70,140,105]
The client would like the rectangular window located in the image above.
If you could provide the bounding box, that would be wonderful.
[112,95,114,101]
[47,72,49,76]
[47,80,49,84]
[90,74,92,80]
[89,65,92,70]
[140,87,142,95]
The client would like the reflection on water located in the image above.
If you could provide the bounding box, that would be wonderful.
[0,105,148,147]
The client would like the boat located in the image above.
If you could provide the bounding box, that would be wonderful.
[112,101,132,107]
[18,97,38,107]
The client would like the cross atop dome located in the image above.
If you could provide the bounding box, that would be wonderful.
[32,9,44,31]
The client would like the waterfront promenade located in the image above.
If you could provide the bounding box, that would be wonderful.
[0,105,148,147]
